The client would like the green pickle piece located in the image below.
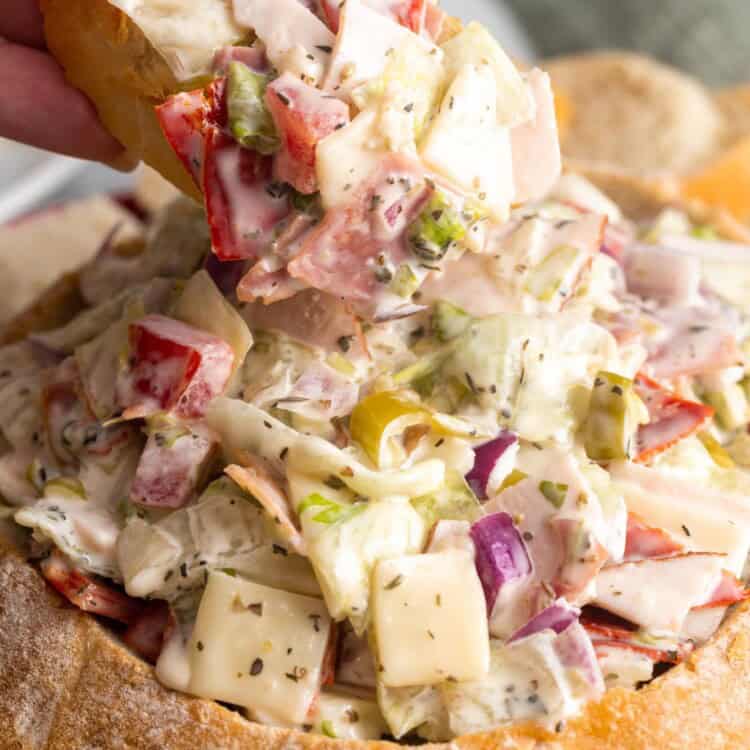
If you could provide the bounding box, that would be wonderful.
[227,62,279,154]
[408,192,466,262]
[391,264,420,298]
[539,480,568,508]
[524,244,583,302]
[584,371,639,462]
[432,300,472,342]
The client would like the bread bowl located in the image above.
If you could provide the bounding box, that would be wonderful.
[3,2,750,747]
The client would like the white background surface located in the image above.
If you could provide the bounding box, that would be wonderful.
[0,1,533,223]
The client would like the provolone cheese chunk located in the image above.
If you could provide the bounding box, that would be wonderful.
[316,110,383,209]
[188,571,331,723]
[420,63,514,220]
[324,0,433,96]
[372,551,489,687]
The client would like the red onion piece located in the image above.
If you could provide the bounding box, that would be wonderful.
[470,511,532,616]
[509,599,580,643]
[204,253,248,297]
[465,431,518,500]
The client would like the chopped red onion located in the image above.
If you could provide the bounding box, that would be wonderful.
[204,254,248,297]
[509,599,580,643]
[470,511,532,616]
[553,620,605,692]
[465,431,518,500]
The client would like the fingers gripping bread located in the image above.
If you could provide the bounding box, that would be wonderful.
[40,0,200,200]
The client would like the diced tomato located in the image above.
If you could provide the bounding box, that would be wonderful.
[122,600,172,663]
[265,74,349,195]
[694,569,750,610]
[40,551,144,624]
[203,128,291,261]
[156,89,212,187]
[287,154,431,318]
[118,315,235,420]
[130,428,216,509]
[318,0,341,31]
[624,512,685,560]
[392,0,427,34]
[633,373,714,463]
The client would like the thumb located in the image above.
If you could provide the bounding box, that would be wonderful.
[0,40,127,164]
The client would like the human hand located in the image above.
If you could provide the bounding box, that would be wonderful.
[0,0,127,163]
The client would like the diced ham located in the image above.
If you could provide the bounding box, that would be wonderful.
[581,606,692,664]
[624,512,685,560]
[225,457,307,555]
[122,600,171,664]
[260,361,360,420]
[203,128,291,261]
[593,553,726,633]
[130,427,217,509]
[238,213,316,304]
[118,315,235,420]
[336,624,377,688]
[40,551,144,624]
[287,155,432,318]
[647,325,742,379]
[624,244,701,306]
[320,621,339,688]
[156,88,211,186]
[633,373,714,463]
[423,2,446,41]
[511,69,561,204]
[212,45,269,75]
[243,289,366,355]
[265,73,350,194]
[693,569,750,610]
[551,516,609,599]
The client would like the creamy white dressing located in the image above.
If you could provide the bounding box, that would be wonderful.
[109,0,245,80]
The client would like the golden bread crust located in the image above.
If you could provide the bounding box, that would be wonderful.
[544,52,724,174]
[40,0,200,201]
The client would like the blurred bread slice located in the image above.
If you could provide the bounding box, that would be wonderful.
[135,166,183,217]
[0,196,142,327]
[546,52,724,174]
[716,85,750,146]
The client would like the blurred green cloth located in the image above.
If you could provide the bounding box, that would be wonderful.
[506,0,750,87]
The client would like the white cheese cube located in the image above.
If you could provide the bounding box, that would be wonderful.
[317,110,383,209]
[324,0,434,97]
[372,551,489,687]
[440,21,533,127]
[188,571,332,723]
[420,63,514,220]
